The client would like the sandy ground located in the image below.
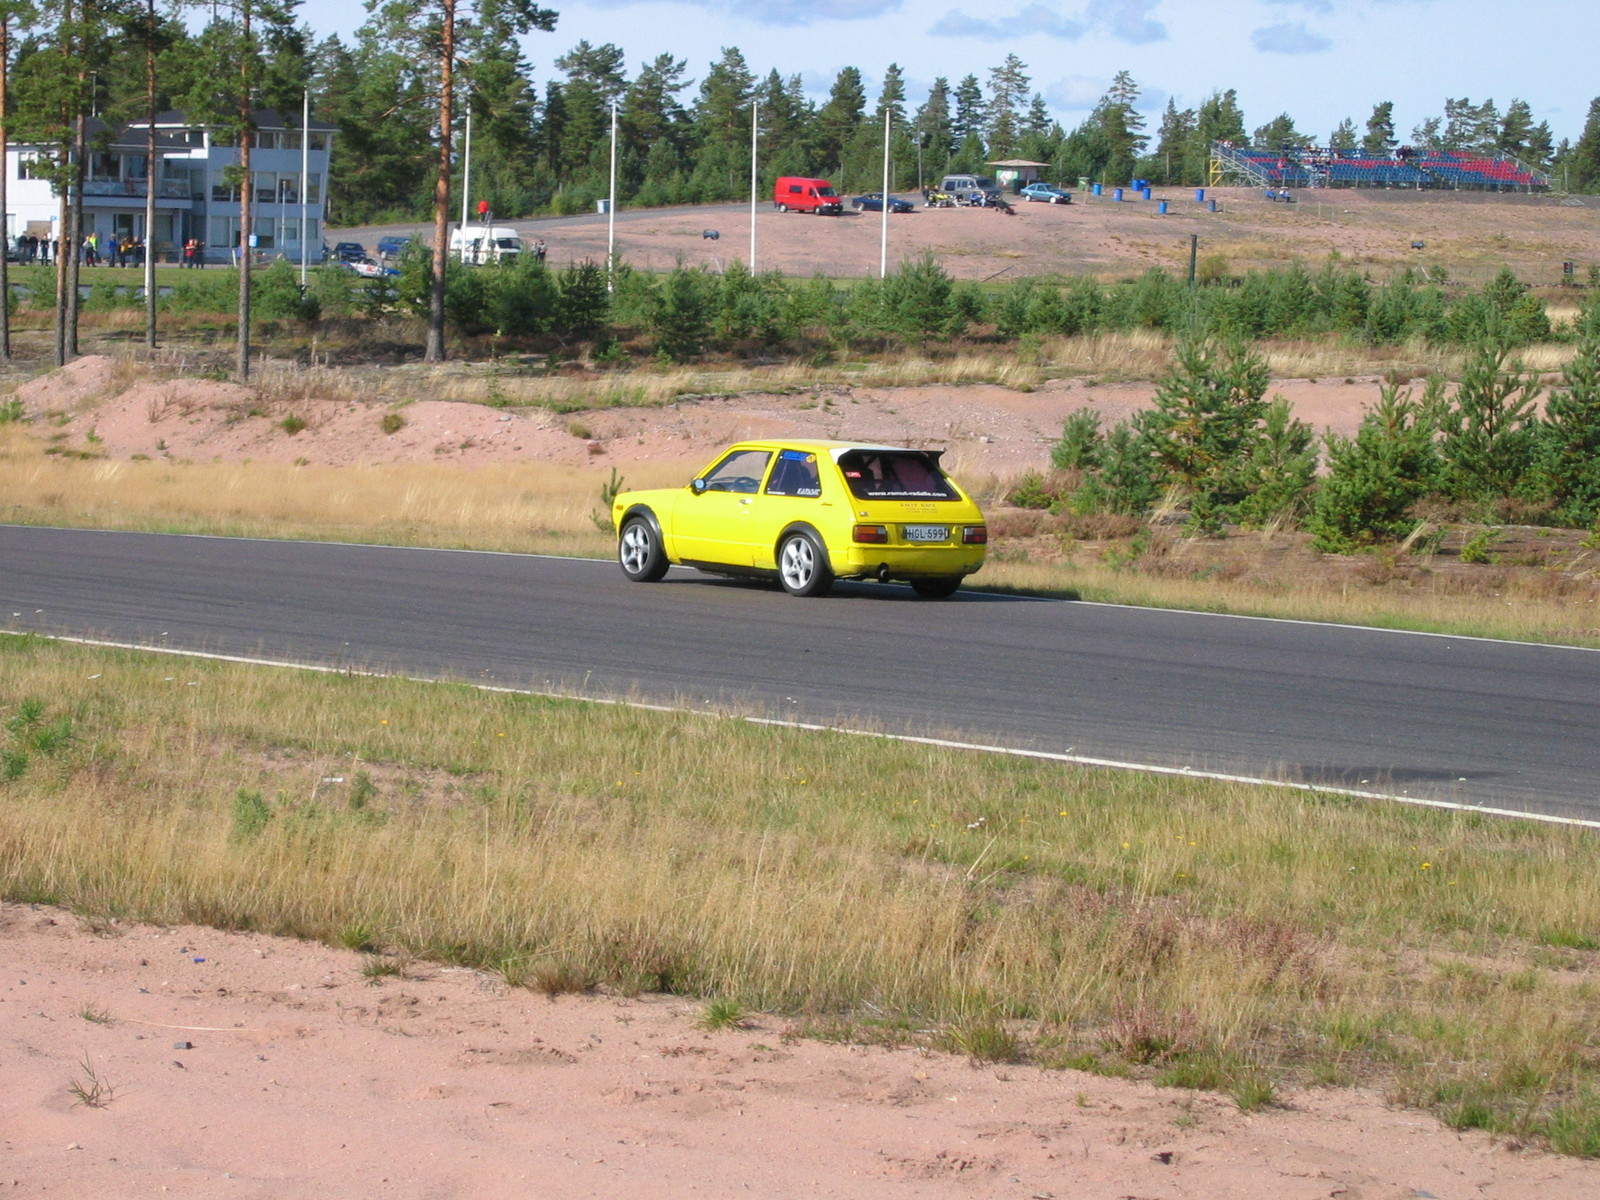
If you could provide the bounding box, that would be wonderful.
[7,902,1600,1200]
[15,353,1386,480]
[337,186,1599,289]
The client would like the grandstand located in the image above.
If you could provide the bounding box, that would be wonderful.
[1210,142,1549,193]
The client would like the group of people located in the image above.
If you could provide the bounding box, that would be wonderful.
[11,232,155,267]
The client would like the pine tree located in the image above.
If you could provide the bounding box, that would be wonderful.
[984,52,1028,159]
[621,53,691,198]
[690,47,754,200]
[552,41,624,181]
[1252,112,1310,152]
[1330,118,1357,151]
[873,62,905,128]
[1308,382,1443,550]
[911,75,952,170]
[951,73,983,152]
[1089,70,1145,183]
[1436,337,1542,501]
[365,0,556,361]
[1569,96,1600,191]
[464,0,543,216]
[1537,313,1600,525]
[1152,99,1195,185]
[812,65,863,177]
[1497,98,1535,159]
[1361,101,1395,155]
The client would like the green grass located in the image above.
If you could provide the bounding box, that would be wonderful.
[3,634,1600,1151]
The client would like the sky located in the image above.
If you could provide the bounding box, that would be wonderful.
[310,0,1598,147]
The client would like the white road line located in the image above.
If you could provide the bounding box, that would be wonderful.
[9,629,1595,830]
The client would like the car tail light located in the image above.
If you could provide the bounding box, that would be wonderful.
[962,526,988,545]
[853,524,889,544]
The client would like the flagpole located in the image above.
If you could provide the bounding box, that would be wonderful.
[459,107,471,233]
[607,100,617,291]
[299,89,309,286]
[749,98,758,272]
[880,108,890,278]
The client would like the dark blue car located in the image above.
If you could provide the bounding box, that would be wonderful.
[849,193,915,213]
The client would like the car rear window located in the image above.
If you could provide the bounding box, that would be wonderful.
[836,450,959,500]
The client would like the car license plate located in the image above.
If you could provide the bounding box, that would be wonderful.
[902,524,949,543]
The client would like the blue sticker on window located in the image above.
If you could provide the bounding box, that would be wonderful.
[780,449,808,461]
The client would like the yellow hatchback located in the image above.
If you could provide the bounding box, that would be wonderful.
[612,440,987,598]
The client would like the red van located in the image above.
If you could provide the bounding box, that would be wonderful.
[774,177,843,215]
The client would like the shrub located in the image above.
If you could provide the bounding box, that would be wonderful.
[1307,381,1443,551]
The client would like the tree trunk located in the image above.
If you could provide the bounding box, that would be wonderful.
[424,0,454,363]
[236,0,252,381]
[144,0,157,350]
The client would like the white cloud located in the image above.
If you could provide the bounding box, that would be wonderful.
[1251,21,1333,52]
[1086,0,1167,44]
[1044,75,1117,110]
[931,0,1166,43]
[930,5,1088,39]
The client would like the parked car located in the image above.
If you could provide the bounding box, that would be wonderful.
[344,255,400,278]
[1020,182,1073,204]
[773,176,843,215]
[375,235,413,260]
[938,174,1002,203]
[331,241,366,262]
[612,440,987,599]
[850,193,915,213]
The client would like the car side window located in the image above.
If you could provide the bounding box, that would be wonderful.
[764,450,822,498]
[701,449,772,494]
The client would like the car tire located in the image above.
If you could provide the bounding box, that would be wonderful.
[776,203,788,213]
[618,514,669,583]
[910,576,962,599]
[777,530,833,598]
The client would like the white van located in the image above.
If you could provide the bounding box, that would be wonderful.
[449,225,523,265]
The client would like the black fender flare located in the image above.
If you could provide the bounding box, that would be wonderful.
[619,503,664,545]
[775,521,831,573]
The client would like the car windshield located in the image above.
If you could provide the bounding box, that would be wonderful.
[836,450,959,501]
[815,186,837,197]
[494,238,521,250]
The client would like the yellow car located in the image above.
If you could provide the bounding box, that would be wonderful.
[612,440,987,598]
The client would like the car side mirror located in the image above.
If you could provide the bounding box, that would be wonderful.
[691,478,707,494]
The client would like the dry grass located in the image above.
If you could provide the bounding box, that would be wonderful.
[8,423,1596,646]
[4,636,1600,1150]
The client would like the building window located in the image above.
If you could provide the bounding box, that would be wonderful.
[283,132,302,151]
[212,180,240,202]
[254,172,275,204]
[18,154,50,181]
[255,217,275,249]
[309,133,328,152]
[306,173,322,204]
[282,217,300,243]
[209,215,240,248]
[256,131,278,150]
[304,218,319,245]
[277,178,299,203]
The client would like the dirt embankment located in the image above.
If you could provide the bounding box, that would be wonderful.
[7,903,1599,1200]
[16,353,1384,479]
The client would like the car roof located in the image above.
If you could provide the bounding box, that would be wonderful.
[722,439,943,461]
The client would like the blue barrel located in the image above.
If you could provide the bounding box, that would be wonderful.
[1131,179,1144,191]
[1112,187,1124,201]
[1157,200,1169,215]
[1195,188,1205,202]
[1142,187,1152,200]
[1091,183,1102,196]
[1207,199,1218,213]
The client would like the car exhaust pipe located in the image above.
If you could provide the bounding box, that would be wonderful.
[877,564,891,582]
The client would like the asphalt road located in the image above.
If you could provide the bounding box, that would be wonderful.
[3,525,1598,822]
